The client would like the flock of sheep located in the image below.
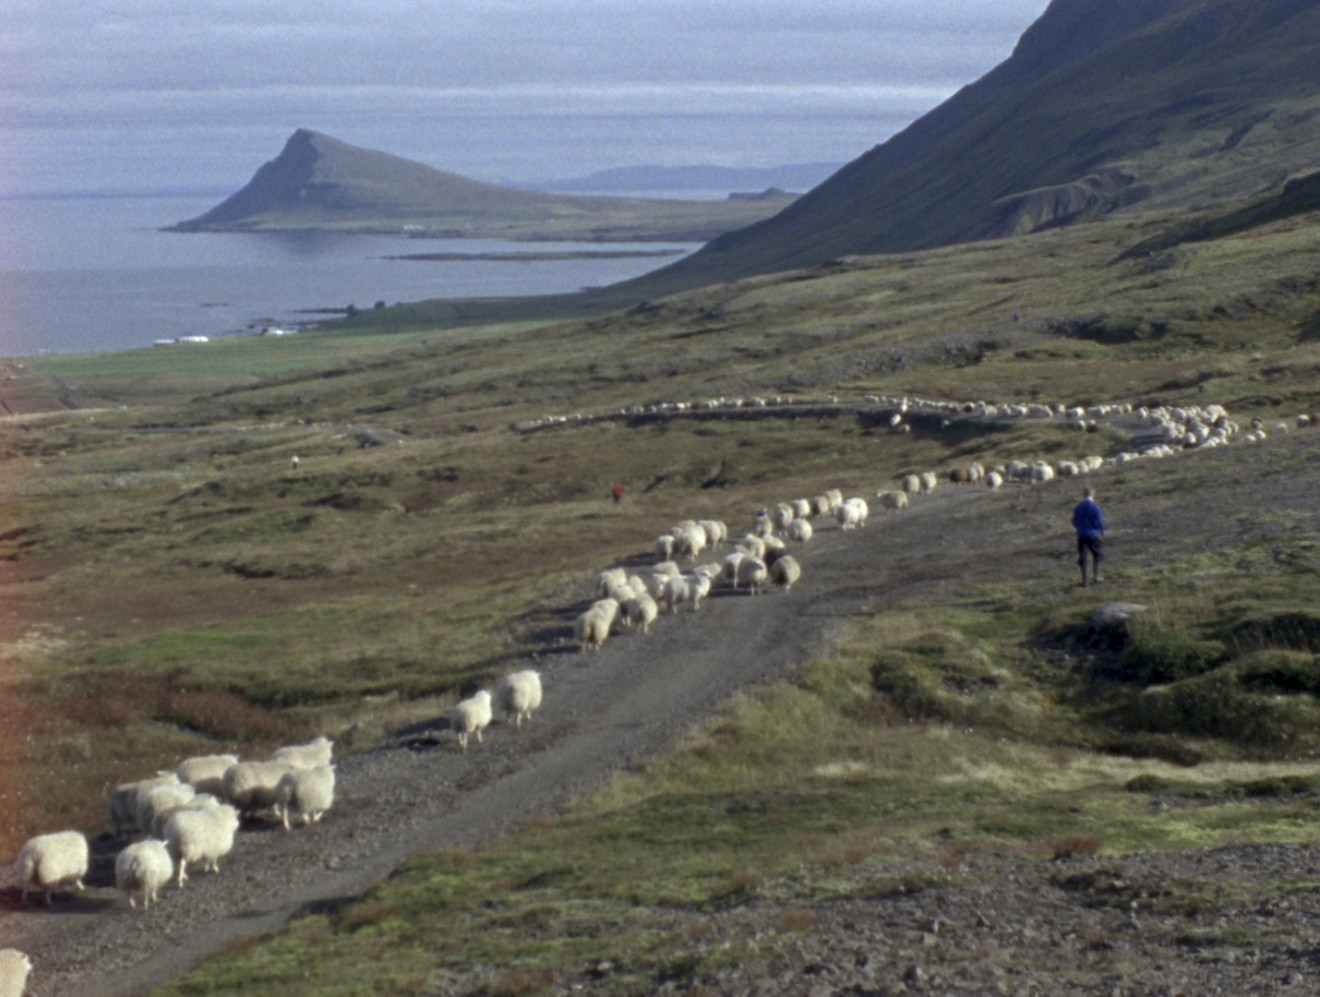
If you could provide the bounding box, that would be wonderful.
[6,387,1316,996]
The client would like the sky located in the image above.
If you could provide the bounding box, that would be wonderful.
[0,0,1053,197]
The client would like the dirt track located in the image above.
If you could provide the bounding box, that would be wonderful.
[4,427,1320,995]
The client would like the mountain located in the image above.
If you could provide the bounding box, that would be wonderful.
[526,163,845,195]
[169,130,797,241]
[643,0,1320,290]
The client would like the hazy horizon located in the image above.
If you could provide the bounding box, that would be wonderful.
[1,1,1051,198]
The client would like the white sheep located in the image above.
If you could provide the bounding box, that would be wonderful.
[138,782,197,836]
[596,567,628,598]
[272,735,334,769]
[825,488,844,508]
[673,526,707,561]
[165,803,241,887]
[790,498,812,519]
[698,519,728,547]
[624,592,660,633]
[17,830,88,906]
[0,949,32,997]
[177,753,239,798]
[810,494,832,517]
[495,669,544,726]
[772,503,795,531]
[877,490,909,511]
[150,793,221,840]
[108,771,179,837]
[786,518,813,544]
[575,606,612,651]
[835,498,867,530]
[735,556,769,594]
[900,474,921,494]
[274,764,336,830]
[660,572,712,613]
[654,534,676,560]
[769,554,802,593]
[448,689,493,751]
[985,471,1005,489]
[918,471,938,492]
[737,534,767,560]
[223,760,296,814]
[115,838,174,909]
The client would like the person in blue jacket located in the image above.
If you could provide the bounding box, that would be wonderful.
[1072,486,1106,586]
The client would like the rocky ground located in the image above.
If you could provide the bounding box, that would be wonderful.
[3,426,1320,996]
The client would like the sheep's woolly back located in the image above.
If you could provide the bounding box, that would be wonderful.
[496,670,543,726]
[275,765,336,830]
[115,839,173,910]
[0,948,32,997]
[17,830,88,904]
[271,736,333,769]
[165,804,241,887]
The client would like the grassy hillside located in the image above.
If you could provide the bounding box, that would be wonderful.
[170,130,798,242]
[641,0,1320,291]
[5,187,1320,990]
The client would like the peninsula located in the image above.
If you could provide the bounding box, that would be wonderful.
[169,130,798,242]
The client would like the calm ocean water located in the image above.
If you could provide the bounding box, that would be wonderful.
[0,194,697,357]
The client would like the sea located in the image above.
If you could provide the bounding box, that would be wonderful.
[0,193,701,358]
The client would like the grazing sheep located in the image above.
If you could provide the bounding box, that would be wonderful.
[495,669,544,726]
[790,498,812,519]
[108,771,180,837]
[877,490,909,511]
[273,736,334,769]
[737,534,767,560]
[448,689,493,751]
[115,839,174,909]
[769,554,802,593]
[1030,461,1056,483]
[735,556,769,594]
[786,518,813,544]
[772,503,795,531]
[698,519,728,547]
[810,494,833,517]
[17,830,88,906]
[177,754,239,798]
[825,488,844,508]
[985,471,1004,490]
[274,764,336,830]
[0,949,32,997]
[596,567,628,598]
[138,782,197,836]
[835,497,869,530]
[901,474,921,494]
[918,471,938,492]
[165,804,241,887]
[223,760,296,815]
[721,551,746,586]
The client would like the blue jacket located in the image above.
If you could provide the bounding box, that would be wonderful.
[1072,498,1105,539]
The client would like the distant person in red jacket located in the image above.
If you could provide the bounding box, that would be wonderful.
[611,482,625,504]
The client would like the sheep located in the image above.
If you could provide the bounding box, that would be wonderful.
[786,518,813,544]
[0,950,32,997]
[752,509,774,537]
[165,803,241,887]
[772,503,795,531]
[918,471,938,492]
[697,519,728,547]
[1030,461,1056,483]
[810,494,833,517]
[654,534,676,560]
[274,764,336,830]
[673,526,707,561]
[588,597,622,633]
[177,753,239,798]
[115,838,173,910]
[769,554,802,593]
[495,669,544,726]
[575,604,609,652]
[138,782,196,836]
[150,793,222,841]
[825,488,844,508]
[790,498,812,520]
[17,830,88,906]
[877,490,909,511]
[620,591,657,631]
[596,567,628,598]
[646,561,682,598]
[836,497,869,530]
[721,551,746,586]
[901,474,921,494]
[108,771,180,837]
[762,535,789,565]
[735,556,768,594]
[223,760,296,815]
[272,736,334,770]
[985,471,1005,490]
[737,534,767,560]
[448,689,493,751]
[660,572,712,613]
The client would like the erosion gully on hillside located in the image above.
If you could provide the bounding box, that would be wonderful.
[3,425,1320,995]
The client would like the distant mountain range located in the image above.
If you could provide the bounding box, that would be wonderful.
[641,0,1320,292]
[169,130,799,242]
[521,163,844,195]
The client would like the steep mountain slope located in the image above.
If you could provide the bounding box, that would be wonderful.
[170,129,796,241]
[642,0,1320,289]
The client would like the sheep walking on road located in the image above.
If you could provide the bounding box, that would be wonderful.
[495,669,544,727]
[17,830,88,906]
[448,689,493,752]
[0,949,32,997]
[115,839,173,910]
[165,804,241,888]
[275,765,336,830]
